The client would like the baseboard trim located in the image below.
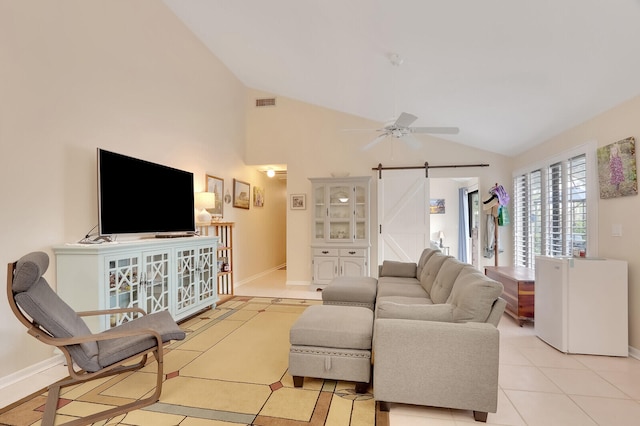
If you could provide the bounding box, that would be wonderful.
[0,354,65,391]
[628,345,639,360]
[286,280,312,286]
[234,264,286,288]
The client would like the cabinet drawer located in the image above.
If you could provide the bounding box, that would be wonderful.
[314,248,339,256]
[339,248,366,257]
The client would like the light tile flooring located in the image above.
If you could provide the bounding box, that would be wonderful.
[3,268,640,425]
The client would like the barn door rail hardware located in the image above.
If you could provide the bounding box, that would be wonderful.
[372,162,490,179]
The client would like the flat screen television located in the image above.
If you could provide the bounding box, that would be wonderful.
[98,148,195,236]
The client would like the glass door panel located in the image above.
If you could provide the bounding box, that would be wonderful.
[354,184,367,241]
[328,185,352,241]
[314,185,326,240]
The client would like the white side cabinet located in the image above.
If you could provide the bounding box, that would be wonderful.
[53,236,218,332]
[309,176,371,285]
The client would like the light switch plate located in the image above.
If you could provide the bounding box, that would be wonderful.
[612,224,622,237]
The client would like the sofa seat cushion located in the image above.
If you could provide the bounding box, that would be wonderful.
[429,258,467,304]
[376,282,428,299]
[377,302,454,322]
[377,276,420,286]
[380,260,417,278]
[376,295,432,305]
[447,272,504,323]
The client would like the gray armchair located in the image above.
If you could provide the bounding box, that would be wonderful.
[7,251,186,426]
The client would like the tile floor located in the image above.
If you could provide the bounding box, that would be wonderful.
[2,268,640,425]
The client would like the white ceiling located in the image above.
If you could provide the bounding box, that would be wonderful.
[163,0,640,157]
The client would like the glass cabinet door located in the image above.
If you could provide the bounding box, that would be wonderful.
[354,183,367,241]
[314,184,326,240]
[142,251,170,316]
[198,246,217,302]
[328,184,353,242]
[106,255,141,328]
[176,248,198,314]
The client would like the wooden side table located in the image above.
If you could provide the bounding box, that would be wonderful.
[484,266,535,326]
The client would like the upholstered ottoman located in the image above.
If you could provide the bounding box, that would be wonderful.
[321,276,378,310]
[289,305,373,393]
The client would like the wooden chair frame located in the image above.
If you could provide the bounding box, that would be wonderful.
[7,261,171,426]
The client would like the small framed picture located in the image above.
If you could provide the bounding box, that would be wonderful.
[290,194,306,210]
[253,186,264,207]
[205,175,224,218]
[430,198,445,214]
[233,179,250,209]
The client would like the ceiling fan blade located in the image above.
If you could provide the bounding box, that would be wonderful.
[394,112,418,128]
[341,128,378,132]
[410,126,460,135]
[402,134,422,149]
[361,133,389,150]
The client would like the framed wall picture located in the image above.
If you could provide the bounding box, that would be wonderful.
[233,179,251,209]
[430,198,445,214]
[290,194,306,210]
[597,136,638,198]
[253,186,264,207]
[205,174,224,218]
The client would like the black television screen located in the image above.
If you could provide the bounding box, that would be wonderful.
[98,148,195,236]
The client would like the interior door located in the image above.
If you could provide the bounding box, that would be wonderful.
[377,169,430,265]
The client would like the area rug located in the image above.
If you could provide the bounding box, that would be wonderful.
[0,296,387,426]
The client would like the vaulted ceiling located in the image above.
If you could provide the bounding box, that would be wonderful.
[164,0,640,157]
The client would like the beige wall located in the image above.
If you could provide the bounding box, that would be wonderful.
[245,90,514,283]
[0,0,285,379]
[514,95,640,352]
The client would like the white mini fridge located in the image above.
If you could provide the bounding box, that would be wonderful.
[535,256,628,356]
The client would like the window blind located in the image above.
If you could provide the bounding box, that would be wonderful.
[513,154,587,268]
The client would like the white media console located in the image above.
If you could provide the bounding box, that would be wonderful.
[53,236,218,332]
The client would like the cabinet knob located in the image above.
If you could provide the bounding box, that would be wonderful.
[348,251,356,255]
[322,250,329,254]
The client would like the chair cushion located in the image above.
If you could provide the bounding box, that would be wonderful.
[98,310,186,368]
[379,260,417,278]
[13,252,100,372]
[447,272,504,323]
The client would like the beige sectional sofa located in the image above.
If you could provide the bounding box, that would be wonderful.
[316,247,506,421]
[372,248,506,422]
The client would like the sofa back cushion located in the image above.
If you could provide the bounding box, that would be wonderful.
[418,253,450,295]
[429,258,467,304]
[447,272,504,323]
[415,248,439,279]
[380,260,417,278]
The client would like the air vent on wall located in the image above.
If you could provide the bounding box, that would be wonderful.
[255,97,277,107]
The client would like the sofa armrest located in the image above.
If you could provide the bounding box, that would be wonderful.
[373,318,500,414]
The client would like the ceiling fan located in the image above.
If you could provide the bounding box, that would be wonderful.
[345,53,459,150]
[360,112,459,150]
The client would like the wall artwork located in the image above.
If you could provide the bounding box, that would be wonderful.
[206,174,224,217]
[597,137,638,199]
[233,179,251,209]
[290,194,306,210]
[253,186,264,207]
[430,198,445,214]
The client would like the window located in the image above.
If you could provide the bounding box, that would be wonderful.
[513,151,591,269]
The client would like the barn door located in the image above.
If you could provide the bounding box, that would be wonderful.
[377,169,430,265]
